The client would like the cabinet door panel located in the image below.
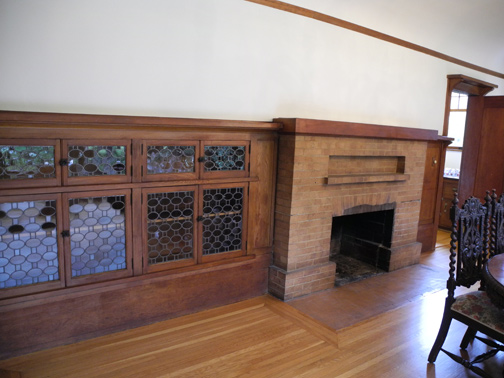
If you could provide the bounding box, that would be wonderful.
[0,193,64,298]
[63,190,132,286]
[62,140,131,185]
[142,186,198,273]
[0,139,60,188]
[200,141,249,179]
[199,183,248,263]
[141,141,198,182]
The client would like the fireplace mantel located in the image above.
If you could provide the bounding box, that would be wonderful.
[275,117,450,142]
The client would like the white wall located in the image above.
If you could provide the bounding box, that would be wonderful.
[1,0,503,133]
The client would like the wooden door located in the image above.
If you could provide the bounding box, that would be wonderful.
[417,140,448,252]
[459,96,504,200]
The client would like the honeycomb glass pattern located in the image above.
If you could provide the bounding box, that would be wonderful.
[146,145,195,175]
[0,199,59,289]
[203,146,245,172]
[67,145,126,177]
[68,195,127,277]
[0,145,55,181]
[146,190,194,265]
[202,187,243,255]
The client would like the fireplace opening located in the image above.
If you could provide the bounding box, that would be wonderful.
[330,206,395,286]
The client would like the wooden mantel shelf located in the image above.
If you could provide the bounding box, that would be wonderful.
[275,117,448,141]
[326,173,410,185]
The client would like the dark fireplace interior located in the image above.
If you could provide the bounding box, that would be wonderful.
[330,207,395,286]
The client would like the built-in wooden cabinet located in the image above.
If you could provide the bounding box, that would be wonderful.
[0,111,279,359]
[0,138,254,298]
[439,177,458,229]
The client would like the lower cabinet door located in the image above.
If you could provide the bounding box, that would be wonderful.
[0,193,64,298]
[142,186,198,273]
[62,190,133,286]
[198,183,248,263]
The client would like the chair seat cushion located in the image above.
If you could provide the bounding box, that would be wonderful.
[452,291,504,334]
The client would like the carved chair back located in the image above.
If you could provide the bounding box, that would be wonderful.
[490,190,504,257]
[448,193,491,301]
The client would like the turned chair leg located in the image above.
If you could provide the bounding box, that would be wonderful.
[460,327,477,349]
[429,314,453,363]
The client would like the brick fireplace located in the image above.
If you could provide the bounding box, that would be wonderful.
[269,118,440,300]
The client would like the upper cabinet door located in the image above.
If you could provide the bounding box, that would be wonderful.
[62,140,131,186]
[0,139,61,189]
[200,141,249,179]
[140,140,198,182]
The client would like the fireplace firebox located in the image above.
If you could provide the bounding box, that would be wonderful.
[330,205,395,285]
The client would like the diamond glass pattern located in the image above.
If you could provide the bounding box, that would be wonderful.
[202,187,243,255]
[67,145,126,177]
[0,199,59,289]
[147,190,194,265]
[203,146,245,172]
[68,195,127,277]
[0,145,55,180]
[146,145,195,174]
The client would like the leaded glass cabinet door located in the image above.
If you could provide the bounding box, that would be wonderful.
[0,194,64,298]
[62,140,131,186]
[0,139,60,189]
[199,141,249,179]
[62,190,132,286]
[141,140,198,182]
[198,183,248,263]
[142,186,198,272]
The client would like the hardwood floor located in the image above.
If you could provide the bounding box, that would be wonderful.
[1,230,503,377]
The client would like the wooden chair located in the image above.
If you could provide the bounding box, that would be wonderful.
[428,193,504,378]
[490,190,504,257]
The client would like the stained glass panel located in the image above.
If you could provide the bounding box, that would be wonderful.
[0,199,59,289]
[203,146,245,172]
[146,145,195,175]
[201,187,243,255]
[0,145,55,180]
[68,195,127,277]
[68,145,126,177]
[146,190,194,265]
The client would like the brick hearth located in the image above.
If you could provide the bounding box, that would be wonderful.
[269,118,439,300]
